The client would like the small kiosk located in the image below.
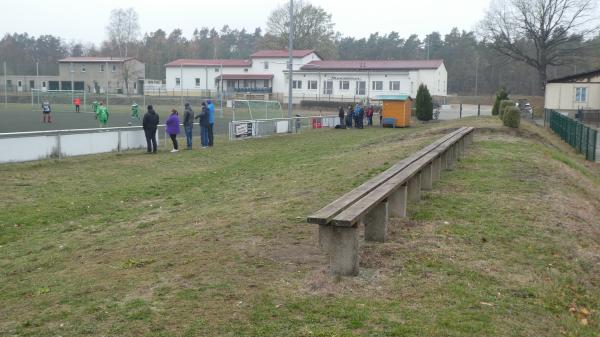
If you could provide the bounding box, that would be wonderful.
[376,95,412,128]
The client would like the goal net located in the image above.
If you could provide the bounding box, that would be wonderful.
[32,89,87,113]
[233,100,283,121]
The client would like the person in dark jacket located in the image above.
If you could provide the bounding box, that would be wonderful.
[183,103,194,149]
[194,102,210,148]
[338,106,345,126]
[165,109,180,153]
[346,104,353,128]
[142,105,160,153]
[366,105,374,126]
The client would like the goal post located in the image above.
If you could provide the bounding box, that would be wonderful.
[31,89,87,113]
[233,99,283,121]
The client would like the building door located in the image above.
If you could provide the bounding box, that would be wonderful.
[138,80,144,95]
[323,81,333,95]
[356,81,366,95]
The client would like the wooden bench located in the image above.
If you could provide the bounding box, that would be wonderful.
[308,127,474,275]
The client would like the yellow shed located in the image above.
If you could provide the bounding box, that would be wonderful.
[376,95,412,128]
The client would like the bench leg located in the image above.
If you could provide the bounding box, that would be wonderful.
[364,201,388,242]
[433,157,442,181]
[446,148,455,169]
[454,142,460,161]
[422,163,433,190]
[408,173,422,201]
[319,224,359,276]
[389,185,407,218]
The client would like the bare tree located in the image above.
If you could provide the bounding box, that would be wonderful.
[106,8,140,58]
[264,1,337,58]
[480,0,599,94]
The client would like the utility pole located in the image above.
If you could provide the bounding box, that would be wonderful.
[287,0,294,119]
[180,63,183,109]
[220,63,223,118]
[105,61,109,106]
[3,61,7,109]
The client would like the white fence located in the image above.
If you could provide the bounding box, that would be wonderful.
[228,115,345,140]
[0,126,156,164]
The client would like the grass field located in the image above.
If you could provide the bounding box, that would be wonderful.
[1,117,600,336]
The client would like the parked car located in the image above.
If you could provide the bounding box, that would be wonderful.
[516,99,533,115]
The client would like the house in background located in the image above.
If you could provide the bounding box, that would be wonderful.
[545,69,600,116]
[164,50,447,103]
[57,57,145,95]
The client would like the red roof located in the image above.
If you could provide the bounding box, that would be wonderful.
[300,60,444,71]
[218,74,273,80]
[250,50,317,58]
[58,57,135,63]
[165,59,251,67]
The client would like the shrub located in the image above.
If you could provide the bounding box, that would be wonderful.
[415,84,433,121]
[503,106,520,128]
[499,100,515,119]
[492,87,509,116]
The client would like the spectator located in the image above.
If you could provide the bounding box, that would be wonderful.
[143,105,160,154]
[166,109,180,153]
[41,99,52,123]
[183,102,194,150]
[338,106,345,126]
[354,103,363,129]
[207,100,215,147]
[367,105,374,126]
[346,104,353,128]
[195,102,210,148]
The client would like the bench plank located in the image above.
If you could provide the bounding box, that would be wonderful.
[307,127,468,225]
[331,128,473,227]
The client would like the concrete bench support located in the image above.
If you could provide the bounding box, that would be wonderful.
[408,173,422,201]
[433,157,442,181]
[389,185,407,218]
[318,225,359,276]
[421,163,433,190]
[364,201,388,242]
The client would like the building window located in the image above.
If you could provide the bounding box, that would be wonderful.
[42,81,46,87]
[575,87,587,103]
[372,81,383,91]
[18,80,22,87]
[264,62,269,70]
[263,79,269,88]
[195,78,201,87]
[215,68,220,72]
[30,80,35,89]
[389,81,400,91]
[308,80,318,90]
[175,78,181,86]
[323,81,333,95]
[81,65,86,73]
[292,80,302,89]
[100,64,105,72]
[244,68,248,72]
[339,80,349,90]
[134,82,137,89]
[112,64,116,72]
[356,81,366,95]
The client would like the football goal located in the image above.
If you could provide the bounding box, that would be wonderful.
[32,89,87,113]
[233,100,283,121]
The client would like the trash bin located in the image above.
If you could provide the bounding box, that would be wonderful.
[312,117,322,129]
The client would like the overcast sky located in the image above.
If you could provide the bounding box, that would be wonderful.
[1,0,493,45]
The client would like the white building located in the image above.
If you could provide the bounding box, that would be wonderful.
[545,69,600,115]
[165,50,447,103]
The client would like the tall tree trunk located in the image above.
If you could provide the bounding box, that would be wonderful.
[538,64,547,96]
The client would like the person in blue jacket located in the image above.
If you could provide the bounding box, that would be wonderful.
[206,99,215,147]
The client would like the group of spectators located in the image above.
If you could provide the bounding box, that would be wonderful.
[338,103,376,129]
[143,100,216,154]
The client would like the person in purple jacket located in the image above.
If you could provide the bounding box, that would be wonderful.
[166,109,180,153]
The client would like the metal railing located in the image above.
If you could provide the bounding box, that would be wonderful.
[546,109,598,162]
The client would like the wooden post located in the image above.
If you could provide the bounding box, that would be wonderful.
[421,163,433,190]
[389,185,407,218]
[408,172,422,201]
[364,201,388,242]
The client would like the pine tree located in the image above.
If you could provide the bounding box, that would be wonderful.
[415,84,433,121]
[492,87,509,116]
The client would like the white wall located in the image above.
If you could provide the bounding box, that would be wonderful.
[0,128,149,164]
[166,66,252,91]
[545,82,600,111]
